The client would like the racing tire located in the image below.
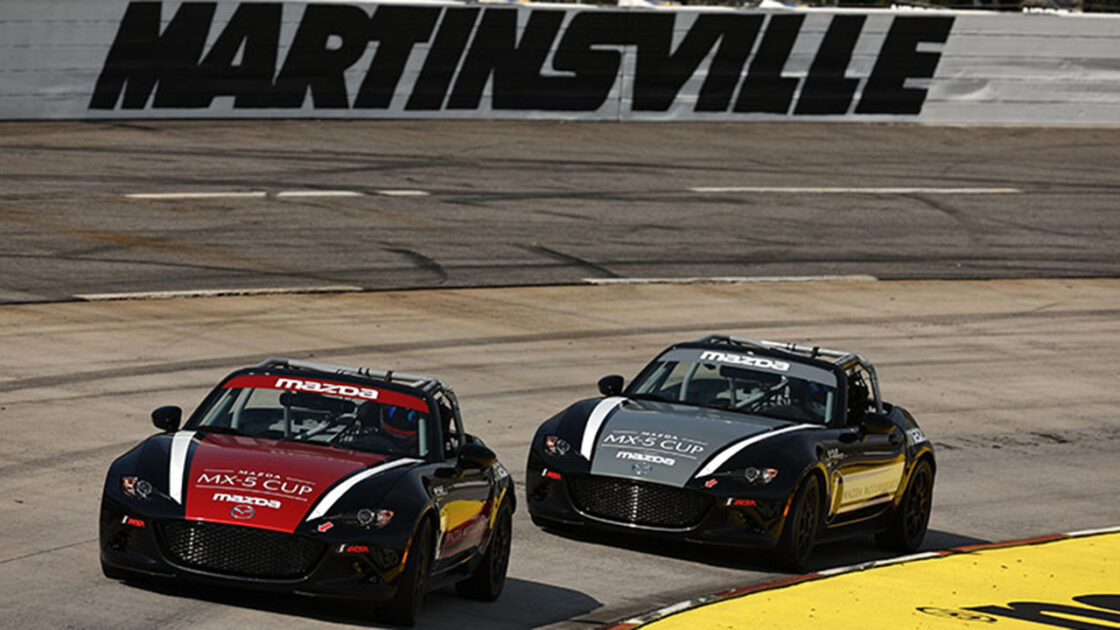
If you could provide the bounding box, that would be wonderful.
[455,502,512,601]
[772,475,822,573]
[876,459,933,553]
[375,518,433,627]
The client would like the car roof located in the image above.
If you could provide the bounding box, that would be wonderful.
[249,358,456,401]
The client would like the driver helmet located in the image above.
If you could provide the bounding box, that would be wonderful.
[382,406,419,444]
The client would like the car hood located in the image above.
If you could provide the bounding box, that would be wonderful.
[177,432,403,533]
[585,398,793,487]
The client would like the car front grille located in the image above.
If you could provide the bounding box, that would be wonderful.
[567,475,711,529]
[157,521,325,579]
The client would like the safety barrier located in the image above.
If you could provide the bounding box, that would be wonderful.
[2,0,1120,123]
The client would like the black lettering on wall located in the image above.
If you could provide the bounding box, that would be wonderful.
[89,2,216,109]
[549,12,629,111]
[735,14,804,114]
[406,8,480,110]
[195,3,281,108]
[855,16,953,115]
[353,6,440,109]
[794,15,865,115]
[271,4,373,108]
[695,15,763,112]
[447,9,564,110]
[631,14,761,112]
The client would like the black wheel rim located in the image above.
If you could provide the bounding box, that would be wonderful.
[795,479,820,559]
[903,466,932,542]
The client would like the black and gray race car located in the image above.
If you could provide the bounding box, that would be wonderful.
[100,358,514,626]
[526,335,934,571]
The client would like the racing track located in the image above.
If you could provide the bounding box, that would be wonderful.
[0,122,1119,629]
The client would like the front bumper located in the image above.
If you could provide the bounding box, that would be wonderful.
[100,497,408,601]
[525,452,790,549]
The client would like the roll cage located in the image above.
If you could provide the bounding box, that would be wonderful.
[189,358,467,462]
[691,335,885,416]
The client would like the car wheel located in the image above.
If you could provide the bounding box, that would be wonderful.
[772,475,821,573]
[375,518,433,627]
[877,459,933,553]
[455,501,512,601]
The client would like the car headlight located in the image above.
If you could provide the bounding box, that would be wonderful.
[743,467,778,485]
[121,476,153,499]
[544,435,571,457]
[356,508,394,528]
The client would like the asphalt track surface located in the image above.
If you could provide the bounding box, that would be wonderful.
[1,122,1119,630]
[2,121,1120,303]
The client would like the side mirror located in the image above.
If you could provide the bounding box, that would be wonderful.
[860,413,895,436]
[458,442,497,470]
[598,374,624,397]
[151,406,182,432]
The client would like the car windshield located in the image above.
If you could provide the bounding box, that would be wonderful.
[630,348,839,425]
[191,374,430,457]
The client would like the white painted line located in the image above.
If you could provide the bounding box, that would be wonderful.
[688,186,1022,195]
[125,192,267,200]
[584,275,878,286]
[275,190,364,198]
[1066,525,1120,537]
[76,285,364,301]
[375,190,430,197]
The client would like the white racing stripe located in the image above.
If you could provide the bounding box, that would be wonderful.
[306,458,421,521]
[695,424,820,478]
[580,396,627,460]
[168,431,196,504]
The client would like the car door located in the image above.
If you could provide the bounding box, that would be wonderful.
[824,368,907,521]
[430,393,493,569]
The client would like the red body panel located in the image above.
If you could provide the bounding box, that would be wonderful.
[185,434,387,533]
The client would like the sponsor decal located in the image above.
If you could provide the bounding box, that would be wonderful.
[729,498,757,507]
[196,468,315,499]
[317,521,334,533]
[342,545,370,554]
[220,374,428,411]
[91,3,952,117]
[705,479,718,488]
[907,428,928,446]
[601,430,707,457]
[121,516,146,528]
[699,350,791,373]
[542,469,562,481]
[616,451,676,467]
[230,504,255,519]
[274,377,379,401]
[212,492,281,509]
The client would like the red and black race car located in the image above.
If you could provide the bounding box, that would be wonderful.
[100,358,513,626]
[527,335,935,571]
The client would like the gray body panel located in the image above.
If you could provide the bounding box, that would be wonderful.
[588,398,789,487]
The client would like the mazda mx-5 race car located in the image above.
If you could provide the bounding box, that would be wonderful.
[100,358,514,626]
[527,335,934,571]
